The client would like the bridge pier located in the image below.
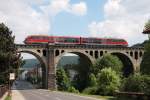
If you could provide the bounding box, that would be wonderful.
[47,49,57,90]
[132,59,142,73]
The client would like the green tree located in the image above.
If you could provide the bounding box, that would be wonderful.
[0,23,21,84]
[88,73,97,87]
[143,75,150,95]
[141,40,150,75]
[121,73,145,92]
[97,68,121,95]
[141,19,150,75]
[56,68,70,91]
[121,73,150,95]
[92,54,123,75]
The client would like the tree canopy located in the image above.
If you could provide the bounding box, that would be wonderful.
[56,68,70,91]
[0,23,21,84]
[92,54,123,75]
[97,68,121,95]
[140,40,150,75]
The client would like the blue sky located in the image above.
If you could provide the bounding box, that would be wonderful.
[52,0,106,36]
[0,0,149,46]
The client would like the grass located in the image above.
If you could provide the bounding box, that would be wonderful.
[4,95,11,100]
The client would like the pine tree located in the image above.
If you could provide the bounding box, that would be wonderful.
[0,23,21,84]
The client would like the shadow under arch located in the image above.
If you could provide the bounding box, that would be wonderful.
[111,52,134,77]
[18,50,47,89]
[56,51,93,91]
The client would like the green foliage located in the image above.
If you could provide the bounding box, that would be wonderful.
[82,86,98,95]
[0,23,21,84]
[88,73,97,87]
[68,86,79,93]
[56,68,70,91]
[97,68,121,95]
[92,54,123,75]
[141,40,150,75]
[143,75,150,95]
[121,73,150,95]
[4,95,11,100]
[121,73,145,92]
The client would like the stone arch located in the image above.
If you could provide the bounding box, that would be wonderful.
[18,50,47,89]
[55,50,93,91]
[111,52,134,77]
[55,50,94,67]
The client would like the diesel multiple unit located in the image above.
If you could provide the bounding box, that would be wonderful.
[24,35,128,46]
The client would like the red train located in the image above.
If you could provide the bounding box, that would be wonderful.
[24,35,128,46]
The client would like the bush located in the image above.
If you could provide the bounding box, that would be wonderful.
[82,87,98,95]
[143,75,150,95]
[121,73,150,95]
[121,73,145,92]
[88,73,97,87]
[97,68,121,95]
[68,86,79,93]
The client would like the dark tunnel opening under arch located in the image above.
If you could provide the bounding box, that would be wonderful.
[56,52,93,91]
[18,51,47,89]
[111,53,134,77]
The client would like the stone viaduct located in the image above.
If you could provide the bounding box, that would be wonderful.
[16,44,144,90]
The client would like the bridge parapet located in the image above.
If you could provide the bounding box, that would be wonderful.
[16,44,144,51]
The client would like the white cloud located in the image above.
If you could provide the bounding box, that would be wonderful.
[88,0,150,45]
[0,0,87,43]
[0,0,50,43]
[41,0,70,16]
[71,2,87,16]
[41,0,87,16]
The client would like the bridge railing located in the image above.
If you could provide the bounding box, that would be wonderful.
[16,44,144,50]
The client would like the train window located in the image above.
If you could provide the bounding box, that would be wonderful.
[111,39,124,42]
[59,38,65,42]
[88,38,94,43]
[32,36,38,39]
[38,36,42,39]
[64,38,78,43]
[107,39,111,42]
[83,38,88,43]
[31,36,35,39]
[28,37,32,39]
[94,39,102,43]
[49,37,54,41]
[43,36,49,40]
